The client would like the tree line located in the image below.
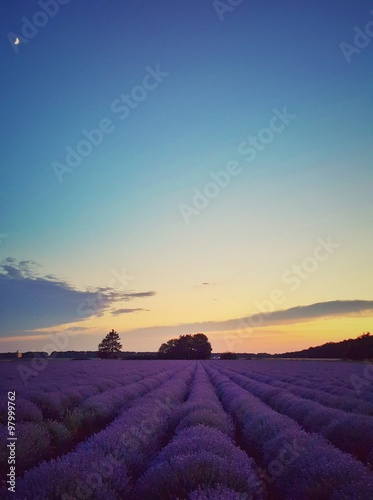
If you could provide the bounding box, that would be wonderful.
[97,330,212,360]
[275,332,373,360]
[5,330,371,361]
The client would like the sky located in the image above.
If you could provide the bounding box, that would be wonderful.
[0,0,372,354]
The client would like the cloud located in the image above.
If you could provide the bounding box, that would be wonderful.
[205,299,373,331]
[111,308,149,316]
[63,326,91,332]
[243,300,373,326]
[20,326,92,336]
[0,258,156,336]
[120,299,373,339]
[122,291,155,298]
[200,299,373,331]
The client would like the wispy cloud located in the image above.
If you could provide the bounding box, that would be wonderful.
[0,258,156,336]
[246,300,373,325]
[197,281,223,287]
[122,291,155,298]
[111,308,149,316]
[120,299,373,338]
[63,326,91,332]
[205,299,373,331]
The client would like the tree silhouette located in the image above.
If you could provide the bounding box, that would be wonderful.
[98,329,122,359]
[345,332,372,360]
[220,352,238,360]
[158,333,212,359]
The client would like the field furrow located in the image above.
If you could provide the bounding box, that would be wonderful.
[1,359,373,499]
[9,362,195,499]
[204,362,373,499]
[0,364,188,483]
[131,363,263,499]
[213,363,373,466]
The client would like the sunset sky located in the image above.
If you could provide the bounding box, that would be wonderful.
[1,0,372,354]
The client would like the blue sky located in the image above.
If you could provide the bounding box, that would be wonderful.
[1,0,373,353]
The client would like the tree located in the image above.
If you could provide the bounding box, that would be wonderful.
[158,333,212,359]
[98,329,122,359]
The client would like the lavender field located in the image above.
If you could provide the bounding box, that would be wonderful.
[1,359,373,499]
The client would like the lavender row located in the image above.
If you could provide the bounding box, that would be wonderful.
[10,362,195,499]
[172,363,234,437]
[224,365,373,415]
[133,425,263,500]
[205,363,373,499]
[252,361,373,402]
[0,359,125,397]
[0,365,177,478]
[0,361,165,425]
[0,360,174,406]
[132,364,263,499]
[224,360,364,392]
[232,360,373,401]
[215,364,373,466]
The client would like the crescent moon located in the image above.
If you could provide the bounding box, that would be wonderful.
[14,37,20,45]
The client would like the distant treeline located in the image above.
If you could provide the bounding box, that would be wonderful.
[0,351,48,359]
[0,351,158,360]
[226,333,373,361]
[53,351,158,360]
[1,333,372,360]
[274,333,373,360]
[219,352,272,360]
